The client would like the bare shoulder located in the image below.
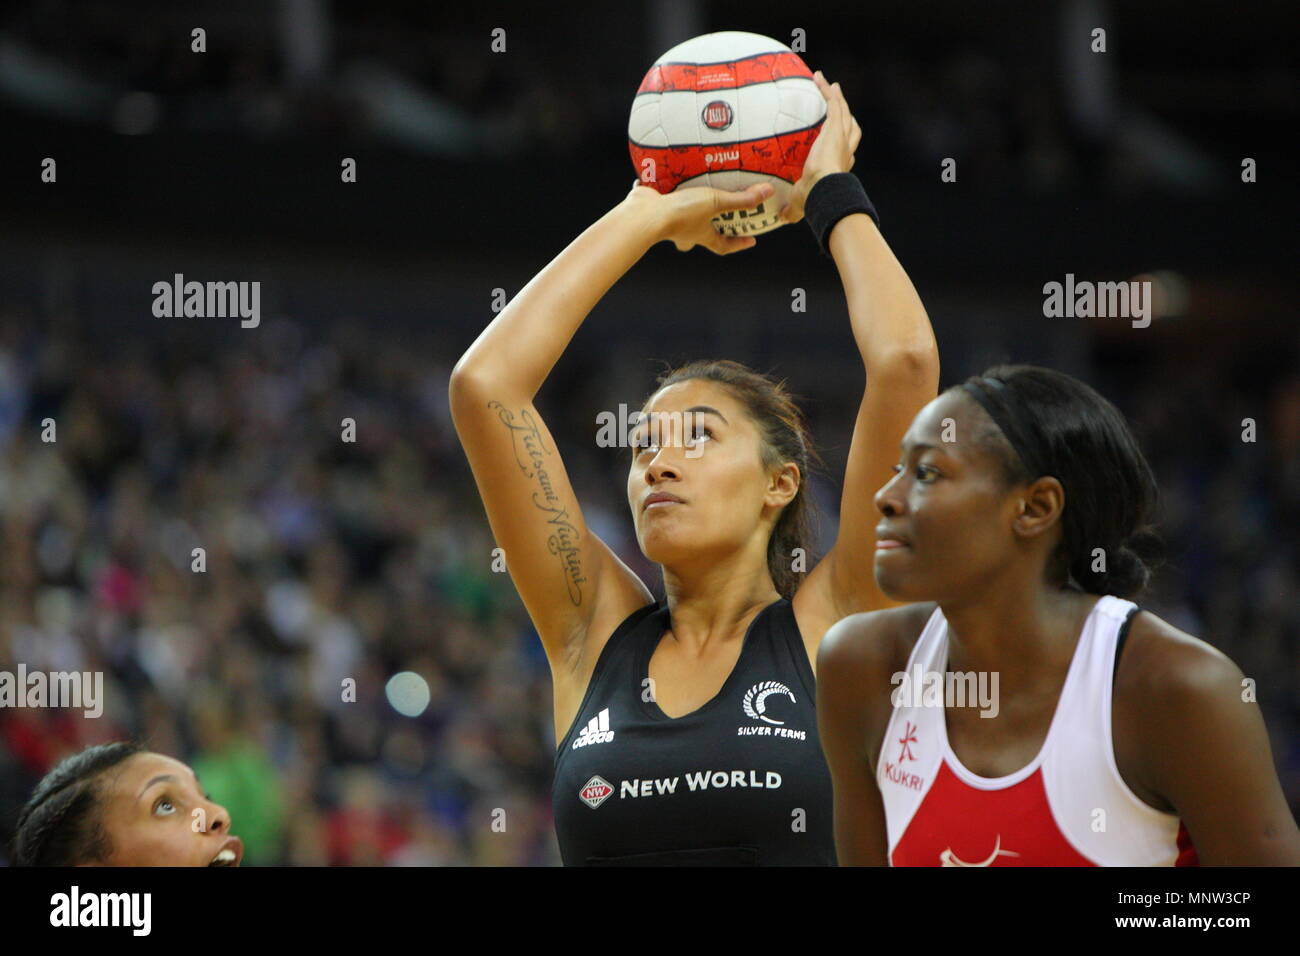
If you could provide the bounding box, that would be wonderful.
[817,602,935,769]
[818,601,936,679]
[1117,610,1243,706]
[1114,609,1248,789]
[1111,609,1300,857]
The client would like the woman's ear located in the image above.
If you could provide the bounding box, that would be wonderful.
[1013,475,1064,540]
[766,462,800,509]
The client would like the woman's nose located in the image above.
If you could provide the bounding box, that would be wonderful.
[874,473,904,517]
[205,802,231,834]
[646,455,679,483]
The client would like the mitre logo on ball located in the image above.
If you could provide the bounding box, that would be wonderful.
[628,31,827,237]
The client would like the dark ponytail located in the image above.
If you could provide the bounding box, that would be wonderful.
[12,741,143,866]
[957,365,1161,599]
[647,359,823,600]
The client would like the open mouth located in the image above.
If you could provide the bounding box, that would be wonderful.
[209,848,237,866]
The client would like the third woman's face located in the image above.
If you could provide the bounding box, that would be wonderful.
[627,380,792,569]
[91,752,244,867]
[872,390,1023,604]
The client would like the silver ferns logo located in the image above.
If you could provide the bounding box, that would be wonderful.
[742,681,796,725]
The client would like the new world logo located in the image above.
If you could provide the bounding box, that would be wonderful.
[579,775,613,808]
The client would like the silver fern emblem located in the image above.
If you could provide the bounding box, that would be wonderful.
[742,680,796,725]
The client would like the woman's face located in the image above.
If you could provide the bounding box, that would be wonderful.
[873,390,1024,604]
[627,379,796,571]
[90,752,244,866]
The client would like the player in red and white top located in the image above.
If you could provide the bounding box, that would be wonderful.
[817,365,1300,866]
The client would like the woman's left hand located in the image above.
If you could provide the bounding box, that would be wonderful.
[779,71,862,226]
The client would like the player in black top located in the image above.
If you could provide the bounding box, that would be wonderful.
[554,594,834,864]
[450,73,939,864]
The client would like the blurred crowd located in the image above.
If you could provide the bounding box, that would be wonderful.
[4,1,1276,189]
[0,312,566,865]
[0,301,1296,865]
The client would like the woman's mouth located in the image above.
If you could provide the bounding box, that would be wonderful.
[643,491,685,511]
[875,524,912,550]
[209,836,243,866]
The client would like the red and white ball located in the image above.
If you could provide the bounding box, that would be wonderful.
[628,31,826,237]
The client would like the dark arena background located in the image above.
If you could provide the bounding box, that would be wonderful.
[0,0,1296,872]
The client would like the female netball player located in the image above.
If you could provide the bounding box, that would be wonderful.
[12,742,245,866]
[817,365,1300,866]
[450,72,938,865]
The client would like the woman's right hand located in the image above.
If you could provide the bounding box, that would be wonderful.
[621,180,774,255]
[778,71,862,227]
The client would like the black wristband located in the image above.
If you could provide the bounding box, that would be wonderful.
[803,172,880,257]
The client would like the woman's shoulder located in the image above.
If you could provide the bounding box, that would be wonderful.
[815,603,937,770]
[1111,607,1278,826]
[1117,609,1243,707]
[817,602,937,685]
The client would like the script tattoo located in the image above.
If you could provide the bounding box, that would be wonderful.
[488,401,587,605]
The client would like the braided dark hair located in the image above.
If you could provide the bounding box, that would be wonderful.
[12,741,143,866]
[646,359,824,599]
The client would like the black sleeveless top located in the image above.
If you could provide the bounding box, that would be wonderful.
[552,598,837,866]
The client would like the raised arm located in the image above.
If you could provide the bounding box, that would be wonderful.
[789,73,940,637]
[818,212,939,618]
[449,180,776,676]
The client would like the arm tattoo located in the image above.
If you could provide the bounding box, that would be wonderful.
[488,400,587,605]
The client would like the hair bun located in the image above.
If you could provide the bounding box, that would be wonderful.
[1074,529,1162,599]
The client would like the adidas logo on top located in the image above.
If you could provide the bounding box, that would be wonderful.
[572,708,615,749]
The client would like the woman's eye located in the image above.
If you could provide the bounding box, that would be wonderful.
[153,798,176,816]
[915,465,938,481]
[686,426,713,445]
